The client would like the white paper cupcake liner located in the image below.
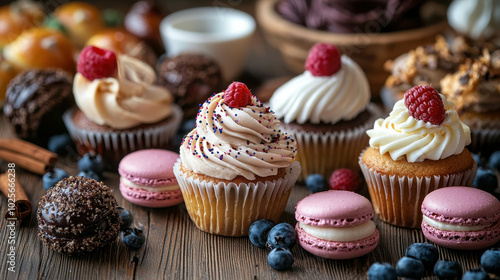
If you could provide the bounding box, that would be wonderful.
[358,149,477,228]
[63,105,182,166]
[173,160,301,237]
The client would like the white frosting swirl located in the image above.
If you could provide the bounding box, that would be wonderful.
[448,0,500,40]
[180,93,297,180]
[269,55,370,124]
[367,94,471,162]
[74,54,173,129]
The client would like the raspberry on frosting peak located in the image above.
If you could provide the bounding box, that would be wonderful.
[223,81,252,108]
[305,43,342,76]
[404,85,446,125]
[77,46,118,81]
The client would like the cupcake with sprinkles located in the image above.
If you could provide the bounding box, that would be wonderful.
[173,82,301,237]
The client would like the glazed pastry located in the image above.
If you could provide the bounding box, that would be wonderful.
[0,0,45,48]
[156,53,223,118]
[37,176,121,255]
[54,1,104,48]
[3,69,74,147]
[448,0,500,40]
[3,27,77,74]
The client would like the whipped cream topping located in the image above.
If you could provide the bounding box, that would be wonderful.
[74,54,173,129]
[269,55,370,124]
[180,93,297,180]
[367,94,471,162]
[423,216,491,232]
[298,221,376,242]
[448,0,500,40]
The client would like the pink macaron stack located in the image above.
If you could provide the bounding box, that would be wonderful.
[119,149,184,208]
[295,190,379,259]
[421,186,500,250]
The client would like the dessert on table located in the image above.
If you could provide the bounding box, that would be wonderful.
[0,0,45,48]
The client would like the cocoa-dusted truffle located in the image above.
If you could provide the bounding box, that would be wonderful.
[37,176,121,255]
[156,53,222,118]
[3,69,74,147]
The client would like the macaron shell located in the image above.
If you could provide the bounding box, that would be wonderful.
[295,190,373,227]
[421,220,500,250]
[118,149,180,187]
[120,182,183,208]
[296,223,379,259]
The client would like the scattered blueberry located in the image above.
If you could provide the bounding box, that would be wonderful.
[78,153,105,175]
[48,133,73,155]
[481,248,500,275]
[472,153,485,168]
[489,151,500,172]
[43,168,68,190]
[267,248,294,271]
[433,260,462,280]
[367,262,398,280]
[266,223,297,250]
[462,268,490,280]
[249,219,276,248]
[181,118,197,133]
[121,228,145,250]
[77,170,100,181]
[305,173,326,193]
[396,256,425,279]
[405,243,439,271]
[117,206,133,231]
[473,169,498,194]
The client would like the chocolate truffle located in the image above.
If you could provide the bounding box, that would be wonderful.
[156,54,223,118]
[3,69,74,147]
[37,176,121,255]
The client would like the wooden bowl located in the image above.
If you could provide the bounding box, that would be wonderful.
[256,0,448,97]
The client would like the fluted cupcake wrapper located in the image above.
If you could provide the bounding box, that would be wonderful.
[173,160,301,237]
[358,149,477,229]
[63,105,183,167]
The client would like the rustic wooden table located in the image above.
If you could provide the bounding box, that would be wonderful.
[0,1,498,279]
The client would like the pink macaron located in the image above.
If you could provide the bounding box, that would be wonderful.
[295,190,379,259]
[421,186,500,250]
[119,149,183,208]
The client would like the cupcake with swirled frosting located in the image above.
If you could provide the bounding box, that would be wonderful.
[359,85,477,228]
[269,43,381,180]
[63,46,182,167]
[173,82,300,237]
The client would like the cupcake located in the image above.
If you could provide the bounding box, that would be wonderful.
[173,82,300,237]
[269,43,381,181]
[448,0,500,40]
[63,46,182,167]
[440,51,500,154]
[359,85,477,228]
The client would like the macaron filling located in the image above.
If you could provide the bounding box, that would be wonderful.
[422,216,492,232]
[298,221,376,242]
[120,177,180,192]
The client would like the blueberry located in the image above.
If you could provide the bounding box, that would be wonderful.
[267,248,294,271]
[489,151,500,172]
[367,262,398,280]
[43,168,68,190]
[481,248,500,275]
[396,256,425,279]
[121,228,145,250]
[473,169,498,194]
[78,153,105,175]
[405,243,439,271]
[48,133,73,155]
[462,268,490,280]
[433,260,462,280]
[305,173,326,193]
[249,219,276,248]
[117,206,133,230]
[77,170,100,181]
[181,119,197,133]
[266,223,297,250]
[472,153,485,168]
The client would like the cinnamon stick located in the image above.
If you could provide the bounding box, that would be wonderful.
[0,173,32,222]
[0,138,57,175]
[0,149,50,175]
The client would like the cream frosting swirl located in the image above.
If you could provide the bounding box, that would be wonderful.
[367,94,471,162]
[180,93,297,180]
[74,54,173,129]
[448,0,500,40]
[269,55,370,124]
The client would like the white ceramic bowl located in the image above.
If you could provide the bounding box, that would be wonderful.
[160,7,256,82]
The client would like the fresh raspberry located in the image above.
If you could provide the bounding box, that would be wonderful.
[223,82,252,108]
[404,85,446,125]
[77,46,118,81]
[329,168,359,192]
[305,43,342,76]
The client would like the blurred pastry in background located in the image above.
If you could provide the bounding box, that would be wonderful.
[448,0,500,40]
[0,0,45,48]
